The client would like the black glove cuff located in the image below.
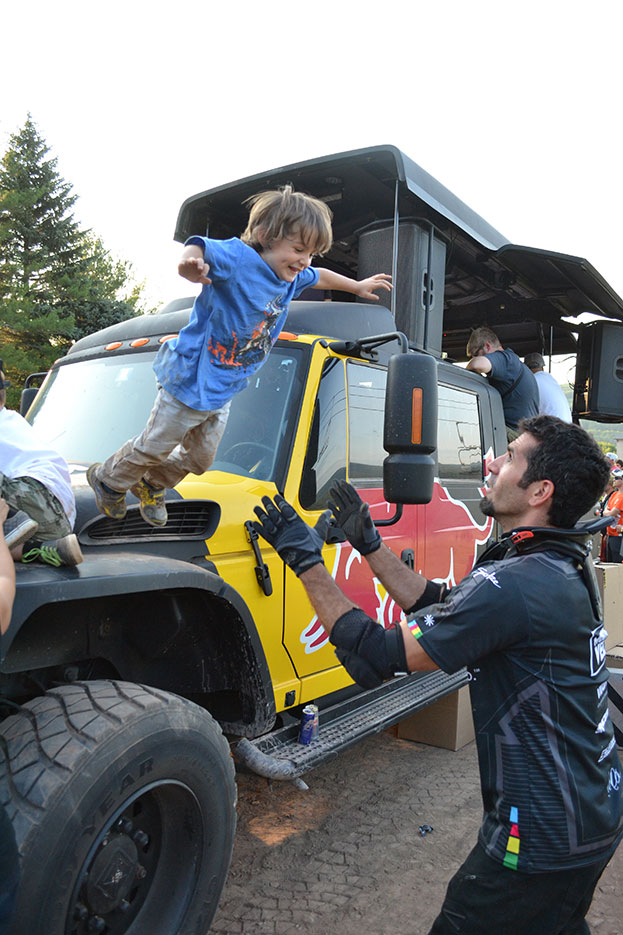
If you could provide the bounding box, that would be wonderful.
[405,579,447,616]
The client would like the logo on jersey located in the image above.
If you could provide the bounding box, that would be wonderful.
[589,625,608,676]
[472,567,501,589]
[598,737,616,764]
[608,767,621,794]
[595,708,610,734]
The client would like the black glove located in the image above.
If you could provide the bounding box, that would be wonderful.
[252,495,328,576]
[328,480,382,556]
[330,608,408,689]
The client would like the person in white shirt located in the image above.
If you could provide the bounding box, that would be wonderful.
[524,353,572,422]
[0,365,82,566]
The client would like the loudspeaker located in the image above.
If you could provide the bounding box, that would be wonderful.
[574,321,623,422]
[357,222,446,356]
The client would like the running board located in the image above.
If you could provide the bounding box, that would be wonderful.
[233,668,469,781]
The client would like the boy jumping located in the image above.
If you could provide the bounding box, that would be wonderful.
[88,185,391,526]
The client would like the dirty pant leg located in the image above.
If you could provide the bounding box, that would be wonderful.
[98,388,214,492]
[144,400,230,490]
[0,472,72,541]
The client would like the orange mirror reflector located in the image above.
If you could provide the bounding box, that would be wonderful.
[411,387,423,444]
[159,334,178,344]
[278,331,298,341]
[105,341,123,351]
[130,338,150,347]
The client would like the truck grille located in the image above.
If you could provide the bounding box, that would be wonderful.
[82,501,220,542]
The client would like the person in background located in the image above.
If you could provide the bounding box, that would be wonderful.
[603,469,623,562]
[0,498,21,934]
[466,326,539,440]
[0,364,82,567]
[524,352,572,422]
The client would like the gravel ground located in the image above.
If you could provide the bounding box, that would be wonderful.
[211,732,622,935]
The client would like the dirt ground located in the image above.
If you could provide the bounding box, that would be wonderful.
[211,732,622,935]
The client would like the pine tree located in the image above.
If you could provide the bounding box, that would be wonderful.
[0,116,147,408]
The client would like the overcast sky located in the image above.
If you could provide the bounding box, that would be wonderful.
[2,1,622,386]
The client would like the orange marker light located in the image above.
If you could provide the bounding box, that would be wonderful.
[411,388,423,444]
[105,342,123,351]
[159,334,178,343]
[278,331,298,341]
[130,338,150,347]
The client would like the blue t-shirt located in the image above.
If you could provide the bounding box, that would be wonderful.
[153,237,319,410]
[485,347,539,429]
[411,552,623,872]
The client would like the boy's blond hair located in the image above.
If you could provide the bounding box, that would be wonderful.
[241,184,333,256]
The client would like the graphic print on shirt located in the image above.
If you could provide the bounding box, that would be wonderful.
[503,805,521,870]
[589,623,608,677]
[472,567,501,589]
[208,297,285,370]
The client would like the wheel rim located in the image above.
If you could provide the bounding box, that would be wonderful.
[66,780,203,935]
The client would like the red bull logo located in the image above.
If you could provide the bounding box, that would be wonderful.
[422,480,494,587]
[299,469,495,654]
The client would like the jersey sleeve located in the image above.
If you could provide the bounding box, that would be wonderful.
[292,266,319,297]
[184,236,241,281]
[409,560,532,674]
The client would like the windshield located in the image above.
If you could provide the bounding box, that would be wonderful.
[27,346,308,483]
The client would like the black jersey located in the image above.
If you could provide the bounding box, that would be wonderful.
[411,549,623,872]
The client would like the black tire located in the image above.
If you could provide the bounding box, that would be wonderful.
[0,680,236,935]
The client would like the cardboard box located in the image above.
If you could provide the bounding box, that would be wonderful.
[595,563,623,649]
[397,686,474,751]
[606,644,623,670]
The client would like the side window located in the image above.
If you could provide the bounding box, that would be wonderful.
[299,359,347,510]
[347,361,387,486]
[438,384,482,479]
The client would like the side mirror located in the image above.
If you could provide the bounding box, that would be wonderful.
[20,387,39,416]
[20,371,49,417]
[383,353,438,504]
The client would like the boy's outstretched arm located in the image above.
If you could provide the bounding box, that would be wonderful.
[178,244,212,285]
[314,269,392,301]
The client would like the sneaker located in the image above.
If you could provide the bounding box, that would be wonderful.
[87,463,127,520]
[130,479,167,527]
[3,511,39,550]
[22,533,84,567]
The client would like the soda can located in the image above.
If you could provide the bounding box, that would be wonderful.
[298,704,319,744]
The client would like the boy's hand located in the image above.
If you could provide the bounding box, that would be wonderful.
[178,255,212,285]
[354,273,392,301]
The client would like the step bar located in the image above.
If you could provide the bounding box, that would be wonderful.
[233,668,469,781]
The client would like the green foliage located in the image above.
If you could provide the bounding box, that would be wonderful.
[0,115,152,408]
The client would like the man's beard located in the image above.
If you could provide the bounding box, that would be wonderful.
[479,494,496,518]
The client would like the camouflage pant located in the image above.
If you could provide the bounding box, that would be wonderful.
[0,473,72,542]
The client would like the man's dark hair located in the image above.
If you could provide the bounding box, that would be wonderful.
[517,415,610,528]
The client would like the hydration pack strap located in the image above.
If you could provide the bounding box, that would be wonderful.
[476,523,605,621]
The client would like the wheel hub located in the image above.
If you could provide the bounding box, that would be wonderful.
[86,836,139,915]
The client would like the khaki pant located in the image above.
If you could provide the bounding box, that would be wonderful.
[99,387,230,492]
[0,473,72,541]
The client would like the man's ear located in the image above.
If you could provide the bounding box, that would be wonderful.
[529,479,554,509]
